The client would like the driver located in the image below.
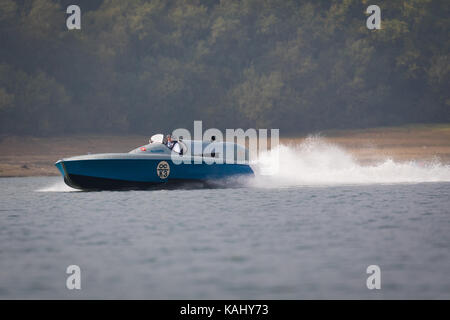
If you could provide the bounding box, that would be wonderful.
[166,134,183,155]
[166,134,175,149]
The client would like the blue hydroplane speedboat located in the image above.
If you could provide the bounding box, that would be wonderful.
[55,134,253,190]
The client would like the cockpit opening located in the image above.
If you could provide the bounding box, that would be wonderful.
[148,133,186,155]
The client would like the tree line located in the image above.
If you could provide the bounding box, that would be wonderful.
[0,0,448,136]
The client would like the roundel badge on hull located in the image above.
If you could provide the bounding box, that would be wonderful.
[156,161,170,179]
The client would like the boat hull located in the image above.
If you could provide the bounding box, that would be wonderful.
[55,154,253,190]
[63,174,209,190]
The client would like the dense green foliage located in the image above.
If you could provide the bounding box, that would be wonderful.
[0,0,449,135]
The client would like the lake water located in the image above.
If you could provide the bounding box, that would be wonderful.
[1,140,450,299]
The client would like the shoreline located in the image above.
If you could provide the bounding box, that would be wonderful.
[1,124,450,177]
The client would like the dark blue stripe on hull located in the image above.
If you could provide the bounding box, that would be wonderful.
[65,174,213,190]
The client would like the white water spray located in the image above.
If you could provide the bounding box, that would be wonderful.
[250,137,450,187]
[36,180,79,192]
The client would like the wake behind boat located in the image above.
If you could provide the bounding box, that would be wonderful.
[55,134,253,190]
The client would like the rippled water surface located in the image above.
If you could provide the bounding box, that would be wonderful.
[1,176,449,299]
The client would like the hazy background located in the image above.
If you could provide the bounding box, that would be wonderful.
[0,0,449,136]
[1,1,450,299]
